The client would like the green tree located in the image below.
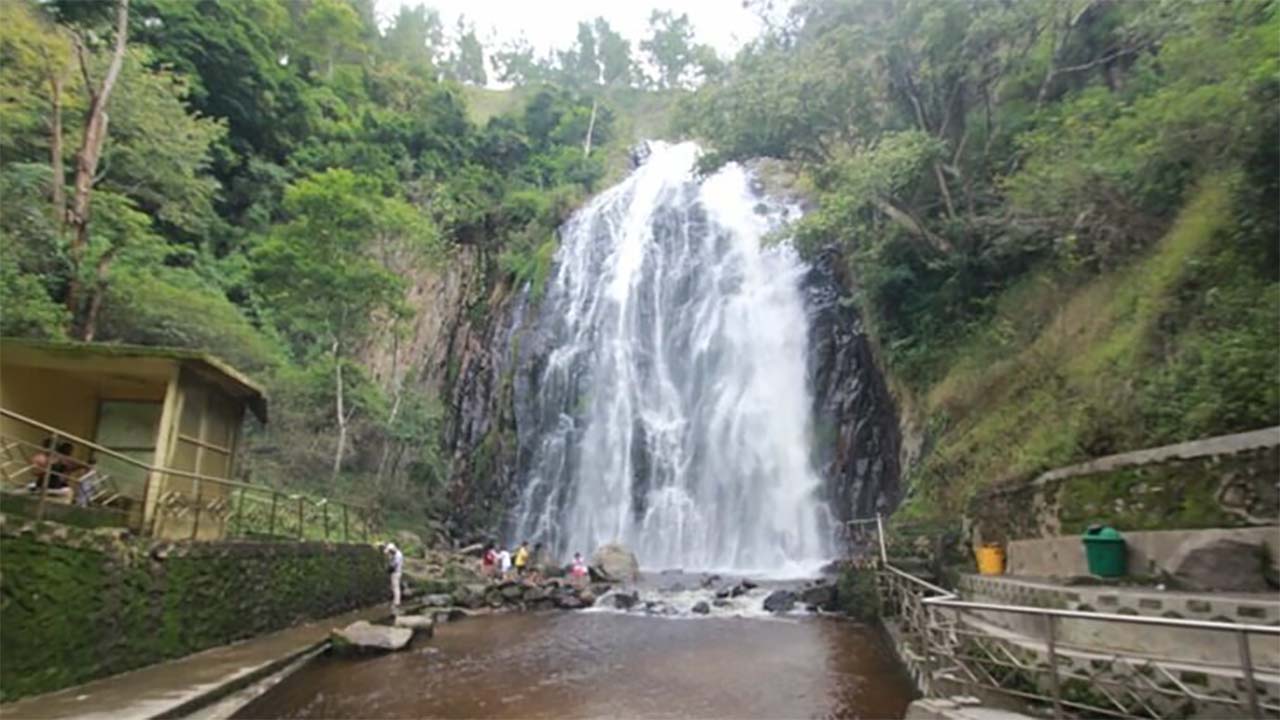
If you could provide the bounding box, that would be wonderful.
[252,169,431,481]
[446,17,487,86]
[640,10,696,88]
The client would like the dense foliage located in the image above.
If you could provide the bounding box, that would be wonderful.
[681,0,1279,517]
[0,0,643,528]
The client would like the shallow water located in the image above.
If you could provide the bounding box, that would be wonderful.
[234,611,914,719]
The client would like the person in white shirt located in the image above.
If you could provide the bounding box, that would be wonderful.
[496,547,512,579]
[384,542,404,610]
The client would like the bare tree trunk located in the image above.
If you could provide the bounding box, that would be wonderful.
[583,98,598,158]
[331,339,348,483]
[65,0,130,333]
[81,248,118,342]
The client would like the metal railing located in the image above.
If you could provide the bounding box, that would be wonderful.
[1,408,377,543]
[857,515,1280,719]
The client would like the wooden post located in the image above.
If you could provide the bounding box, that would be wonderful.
[296,496,304,540]
[190,476,202,540]
[35,432,60,521]
[233,487,247,538]
[268,491,278,538]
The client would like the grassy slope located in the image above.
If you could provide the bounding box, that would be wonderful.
[898,176,1280,519]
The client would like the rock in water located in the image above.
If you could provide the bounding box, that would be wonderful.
[393,615,435,637]
[800,584,837,610]
[763,590,797,613]
[422,593,453,607]
[741,579,758,590]
[592,544,640,582]
[691,601,711,615]
[1169,536,1272,592]
[331,621,413,653]
[612,591,639,610]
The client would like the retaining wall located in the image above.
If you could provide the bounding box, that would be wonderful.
[0,514,386,702]
[969,428,1279,545]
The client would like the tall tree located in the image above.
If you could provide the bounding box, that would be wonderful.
[381,3,444,73]
[63,0,129,337]
[447,17,487,86]
[640,10,696,88]
[593,18,633,87]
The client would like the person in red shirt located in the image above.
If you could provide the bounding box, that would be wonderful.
[481,543,497,577]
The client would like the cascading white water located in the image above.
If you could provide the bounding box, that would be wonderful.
[512,141,833,574]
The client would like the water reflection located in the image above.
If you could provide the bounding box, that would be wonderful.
[235,613,913,719]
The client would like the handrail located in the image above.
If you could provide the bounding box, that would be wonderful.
[0,407,372,509]
[922,596,1280,636]
[1,406,377,541]
[868,519,1277,719]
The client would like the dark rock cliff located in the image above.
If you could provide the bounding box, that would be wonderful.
[802,246,903,523]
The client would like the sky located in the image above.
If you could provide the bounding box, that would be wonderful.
[374,0,774,60]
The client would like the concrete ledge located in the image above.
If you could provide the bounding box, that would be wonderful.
[1005,526,1280,578]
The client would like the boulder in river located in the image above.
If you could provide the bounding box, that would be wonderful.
[741,579,758,590]
[700,574,722,589]
[422,593,453,607]
[712,598,732,608]
[500,582,526,600]
[691,601,711,615]
[331,621,412,654]
[800,584,837,610]
[592,544,640,582]
[714,588,732,599]
[555,594,584,610]
[763,590,797,613]
[393,614,435,637]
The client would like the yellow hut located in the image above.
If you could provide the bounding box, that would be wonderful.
[0,338,267,539]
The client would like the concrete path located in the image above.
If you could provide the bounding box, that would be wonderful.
[0,606,387,720]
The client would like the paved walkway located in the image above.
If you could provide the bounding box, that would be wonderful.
[0,606,386,720]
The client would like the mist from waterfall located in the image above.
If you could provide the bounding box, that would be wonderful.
[511,141,833,575]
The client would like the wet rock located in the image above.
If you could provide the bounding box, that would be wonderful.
[691,601,711,615]
[500,583,526,600]
[592,543,640,583]
[393,614,435,637]
[712,599,732,608]
[700,574,722,589]
[714,588,732,599]
[730,584,749,598]
[331,621,412,654]
[660,568,684,575]
[612,591,640,610]
[1169,536,1272,592]
[800,584,837,610]
[523,586,549,602]
[422,593,453,607]
[432,608,469,623]
[555,594,584,610]
[763,590,797,613]
[662,582,687,593]
[740,579,758,590]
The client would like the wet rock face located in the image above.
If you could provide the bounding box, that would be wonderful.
[802,247,903,523]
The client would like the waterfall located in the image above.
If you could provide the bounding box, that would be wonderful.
[511,141,834,574]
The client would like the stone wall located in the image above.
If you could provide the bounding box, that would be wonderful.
[0,515,386,702]
[969,427,1280,544]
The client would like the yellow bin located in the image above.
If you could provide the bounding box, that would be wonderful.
[976,544,1005,575]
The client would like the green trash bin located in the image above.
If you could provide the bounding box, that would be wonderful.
[1082,525,1127,577]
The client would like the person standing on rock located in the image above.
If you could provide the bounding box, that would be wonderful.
[514,541,530,577]
[384,542,404,611]
[571,552,589,586]
[497,545,512,579]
